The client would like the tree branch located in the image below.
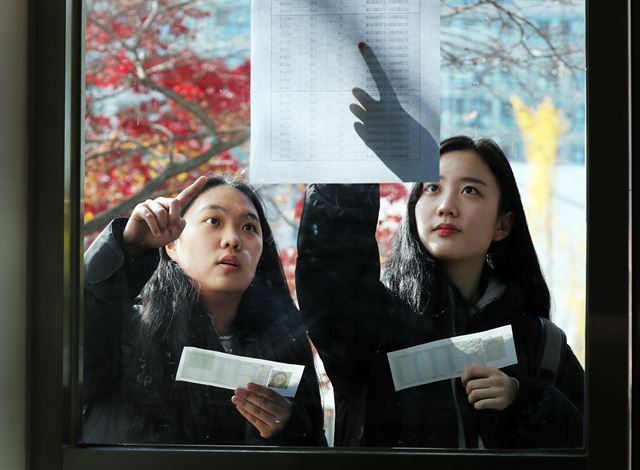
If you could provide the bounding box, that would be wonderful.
[137,75,220,142]
[136,0,159,42]
[485,0,576,70]
[84,131,249,233]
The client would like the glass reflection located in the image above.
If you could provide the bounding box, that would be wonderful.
[82,0,585,448]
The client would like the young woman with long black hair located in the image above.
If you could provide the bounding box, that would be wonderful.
[83,175,326,445]
[296,136,583,448]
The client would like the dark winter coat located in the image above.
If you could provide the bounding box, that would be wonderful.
[296,184,584,448]
[83,218,326,446]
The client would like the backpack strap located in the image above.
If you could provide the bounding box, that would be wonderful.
[536,317,567,384]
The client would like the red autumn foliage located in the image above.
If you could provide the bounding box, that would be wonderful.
[379,183,408,202]
[85,1,250,235]
[83,1,406,292]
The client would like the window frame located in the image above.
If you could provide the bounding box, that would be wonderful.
[28,0,633,469]
[631,0,639,467]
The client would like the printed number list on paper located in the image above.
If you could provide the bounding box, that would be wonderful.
[250,0,440,184]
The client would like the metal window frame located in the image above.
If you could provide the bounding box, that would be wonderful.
[27,1,633,469]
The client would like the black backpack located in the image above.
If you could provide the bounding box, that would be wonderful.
[535,317,568,384]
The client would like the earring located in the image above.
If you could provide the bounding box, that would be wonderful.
[486,252,495,269]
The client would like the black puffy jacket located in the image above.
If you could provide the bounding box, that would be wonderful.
[296,184,583,448]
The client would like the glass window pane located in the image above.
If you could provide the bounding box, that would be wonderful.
[82,0,585,450]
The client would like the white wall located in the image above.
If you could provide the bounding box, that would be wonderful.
[0,0,28,468]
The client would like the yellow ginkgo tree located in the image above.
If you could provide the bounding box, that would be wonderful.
[511,95,585,365]
[511,95,568,268]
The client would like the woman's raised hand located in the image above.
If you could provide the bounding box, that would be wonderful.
[231,383,293,439]
[122,176,207,256]
[461,365,519,411]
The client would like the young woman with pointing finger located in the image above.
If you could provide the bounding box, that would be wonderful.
[83,175,326,445]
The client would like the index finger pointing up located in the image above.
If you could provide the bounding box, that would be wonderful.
[175,175,208,208]
[357,42,395,101]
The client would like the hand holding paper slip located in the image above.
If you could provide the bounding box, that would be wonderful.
[176,347,305,398]
[387,325,518,391]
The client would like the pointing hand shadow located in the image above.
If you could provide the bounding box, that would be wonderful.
[350,42,438,182]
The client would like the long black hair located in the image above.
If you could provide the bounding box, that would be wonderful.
[383,135,551,319]
[125,175,301,440]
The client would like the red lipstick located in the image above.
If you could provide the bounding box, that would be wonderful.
[434,223,459,236]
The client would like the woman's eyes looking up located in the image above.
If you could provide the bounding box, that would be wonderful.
[423,183,479,195]
[461,186,479,195]
[204,216,258,233]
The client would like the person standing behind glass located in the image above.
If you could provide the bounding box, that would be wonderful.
[296,134,584,448]
[83,175,326,446]
[297,42,583,449]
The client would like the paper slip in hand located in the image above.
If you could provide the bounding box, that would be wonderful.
[176,347,305,398]
[387,325,518,391]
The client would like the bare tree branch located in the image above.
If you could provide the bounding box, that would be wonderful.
[441,1,485,19]
[485,0,576,70]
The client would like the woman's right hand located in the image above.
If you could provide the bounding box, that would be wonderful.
[122,176,207,256]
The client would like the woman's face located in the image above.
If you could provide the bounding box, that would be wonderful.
[414,150,512,272]
[166,185,263,299]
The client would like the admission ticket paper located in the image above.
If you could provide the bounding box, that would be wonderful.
[387,325,518,391]
[176,347,305,398]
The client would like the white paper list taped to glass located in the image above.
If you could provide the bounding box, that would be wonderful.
[387,325,518,391]
[250,0,440,184]
[176,347,305,398]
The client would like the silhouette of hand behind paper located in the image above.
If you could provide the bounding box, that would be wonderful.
[350,42,437,181]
